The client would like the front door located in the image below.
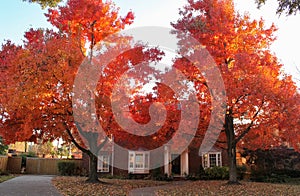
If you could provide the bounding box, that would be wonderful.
[171,154,181,175]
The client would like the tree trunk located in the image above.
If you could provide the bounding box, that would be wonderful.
[86,152,99,183]
[228,143,239,184]
[64,127,109,184]
[225,110,240,184]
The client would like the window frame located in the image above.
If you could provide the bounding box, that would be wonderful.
[202,152,222,168]
[128,151,150,174]
[98,154,110,172]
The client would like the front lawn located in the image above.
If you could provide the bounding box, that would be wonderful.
[53,177,300,196]
[52,176,169,196]
[156,180,300,195]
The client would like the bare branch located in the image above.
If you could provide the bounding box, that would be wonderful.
[234,99,265,144]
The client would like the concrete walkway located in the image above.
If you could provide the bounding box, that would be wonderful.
[0,175,62,196]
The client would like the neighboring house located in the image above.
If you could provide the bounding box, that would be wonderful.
[83,138,228,177]
[8,141,82,159]
[8,142,34,155]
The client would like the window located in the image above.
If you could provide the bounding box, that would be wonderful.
[202,152,222,168]
[209,154,217,167]
[98,155,110,172]
[128,151,150,174]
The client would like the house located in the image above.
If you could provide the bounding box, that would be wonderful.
[83,137,228,177]
[8,140,82,159]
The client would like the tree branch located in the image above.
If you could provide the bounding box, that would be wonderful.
[96,136,109,152]
[64,122,89,154]
[234,99,265,144]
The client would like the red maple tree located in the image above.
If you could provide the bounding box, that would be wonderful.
[0,0,136,183]
[1,0,299,185]
[172,0,300,183]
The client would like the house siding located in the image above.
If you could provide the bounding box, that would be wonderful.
[221,149,229,167]
[83,145,228,177]
[188,148,202,174]
[149,148,164,170]
[96,145,165,176]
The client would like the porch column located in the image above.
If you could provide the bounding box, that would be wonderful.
[181,149,189,176]
[164,145,170,175]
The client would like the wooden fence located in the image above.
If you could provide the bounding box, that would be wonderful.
[26,158,83,175]
[7,156,22,173]
[0,156,8,172]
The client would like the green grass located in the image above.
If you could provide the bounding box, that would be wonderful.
[0,175,14,183]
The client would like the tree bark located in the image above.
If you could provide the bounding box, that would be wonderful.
[86,151,99,183]
[228,142,239,184]
[225,110,240,184]
[65,126,102,183]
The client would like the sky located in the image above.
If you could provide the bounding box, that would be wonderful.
[0,0,299,85]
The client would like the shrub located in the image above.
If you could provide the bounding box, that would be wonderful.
[237,165,247,180]
[0,137,8,155]
[127,172,135,179]
[150,167,161,179]
[149,166,173,181]
[185,173,200,181]
[0,170,10,176]
[272,169,300,178]
[267,173,290,183]
[204,166,229,180]
[250,168,268,182]
[250,168,300,183]
[185,166,229,181]
[198,165,206,179]
[101,174,126,179]
[57,161,76,176]
[152,173,173,181]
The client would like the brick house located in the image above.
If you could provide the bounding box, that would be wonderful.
[83,138,228,177]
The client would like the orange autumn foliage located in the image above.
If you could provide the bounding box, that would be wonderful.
[172,0,300,182]
[0,0,135,183]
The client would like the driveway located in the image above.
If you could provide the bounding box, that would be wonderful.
[0,175,62,196]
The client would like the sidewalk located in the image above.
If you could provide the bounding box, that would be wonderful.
[0,175,62,196]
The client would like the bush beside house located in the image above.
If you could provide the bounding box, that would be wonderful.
[241,147,300,183]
